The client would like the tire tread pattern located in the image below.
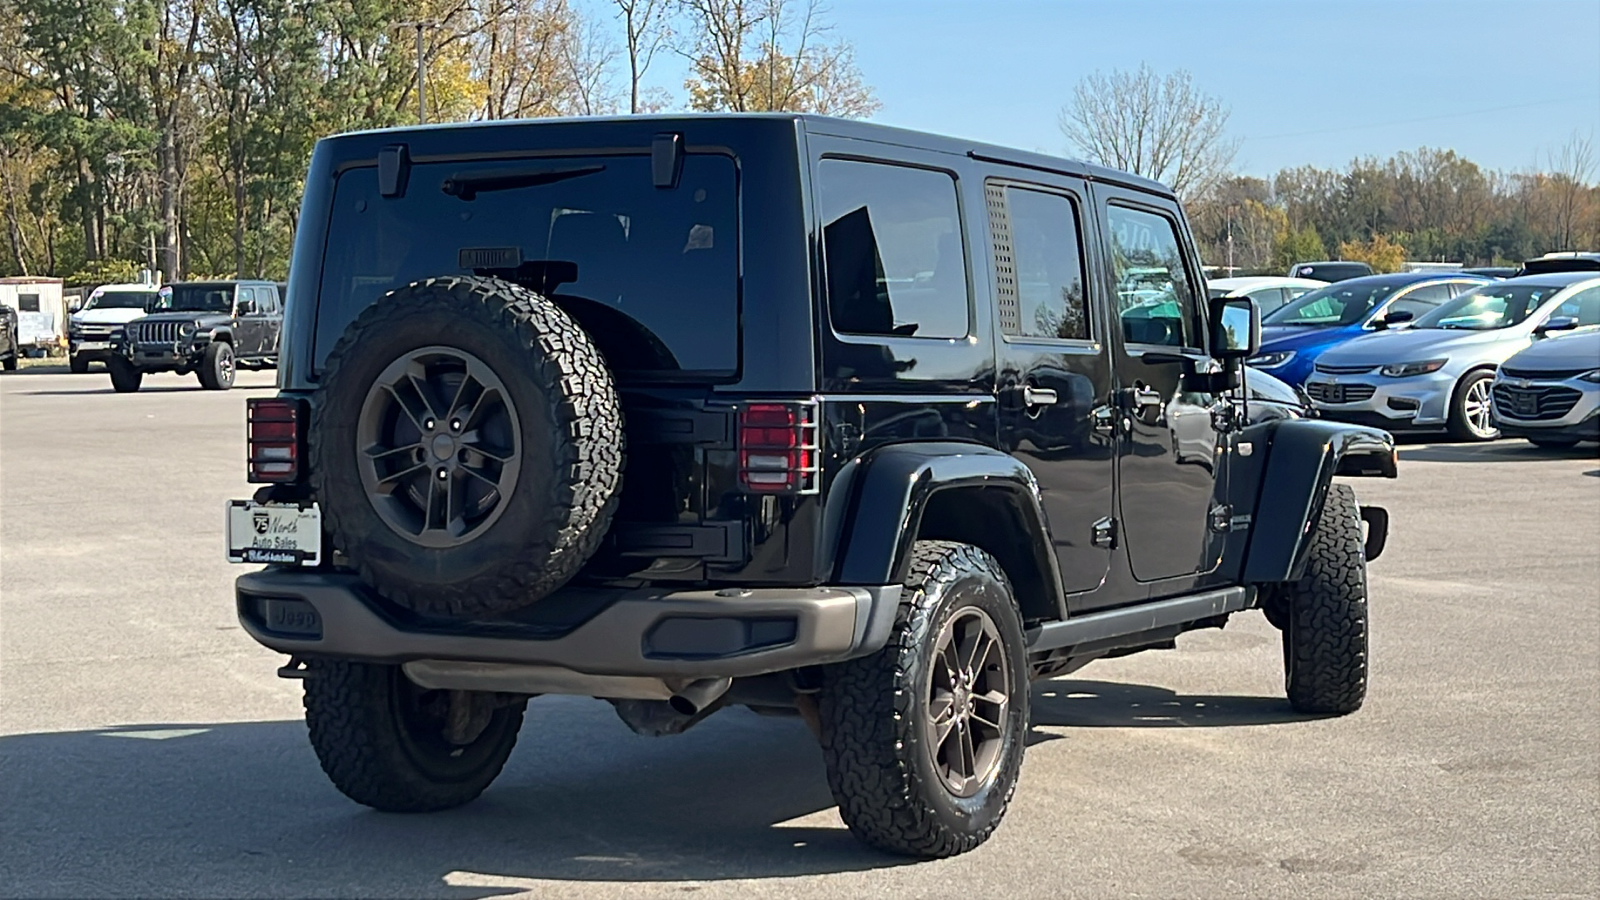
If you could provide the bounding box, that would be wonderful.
[312,276,623,617]
[302,659,524,812]
[1284,484,1369,714]
[817,541,1023,858]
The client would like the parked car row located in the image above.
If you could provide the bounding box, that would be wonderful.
[1234,260,1600,446]
[51,279,286,391]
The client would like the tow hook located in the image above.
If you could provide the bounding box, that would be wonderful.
[1359,505,1389,561]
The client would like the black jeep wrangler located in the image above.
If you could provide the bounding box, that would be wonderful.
[112,280,284,392]
[230,115,1395,858]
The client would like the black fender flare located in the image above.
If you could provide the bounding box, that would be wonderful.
[832,441,1066,621]
[1241,419,1396,583]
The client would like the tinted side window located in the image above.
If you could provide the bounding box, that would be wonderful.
[1005,186,1090,341]
[1551,285,1600,325]
[1106,205,1196,348]
[1387,283,1452,318]
[819,159,968,339]
[1246,287,1289,314]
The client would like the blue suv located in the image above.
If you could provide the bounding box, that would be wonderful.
[1249,272,1491,385]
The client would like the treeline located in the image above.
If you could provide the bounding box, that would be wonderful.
[0,0,873,284]
[1187,143,1599,274]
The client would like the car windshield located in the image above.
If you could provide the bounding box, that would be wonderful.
[1413,284,1555,330]
[1264,281,1401,327]
[154,285,233,313]
[86,290,153,310]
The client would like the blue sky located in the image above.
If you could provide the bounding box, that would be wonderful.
[621,0,1600,179]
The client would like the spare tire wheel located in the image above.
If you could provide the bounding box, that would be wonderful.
[311,276,624,618]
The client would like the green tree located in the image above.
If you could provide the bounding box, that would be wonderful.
[1273,225,1326,272]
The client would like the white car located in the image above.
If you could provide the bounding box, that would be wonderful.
[68,282,159,373]
[1206,276,1327,316]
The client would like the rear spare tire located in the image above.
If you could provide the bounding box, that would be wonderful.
[311,276,623,618]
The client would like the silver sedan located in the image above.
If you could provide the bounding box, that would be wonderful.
[1302,272,1600,440]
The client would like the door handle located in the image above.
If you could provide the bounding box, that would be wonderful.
[1132,385,1163,411]
[1023,386,1058,407]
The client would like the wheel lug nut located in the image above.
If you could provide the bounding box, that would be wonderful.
[436,467,448,480]
[424,418,436,431]
[450,418,462,432]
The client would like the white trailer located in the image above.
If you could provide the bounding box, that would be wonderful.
[0,277,67,355]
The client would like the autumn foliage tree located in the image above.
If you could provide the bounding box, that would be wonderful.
[680,0,878,117]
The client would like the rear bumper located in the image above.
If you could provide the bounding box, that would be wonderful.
[236,568,901,679]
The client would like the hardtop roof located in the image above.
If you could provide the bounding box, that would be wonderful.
[323,113,1176,199]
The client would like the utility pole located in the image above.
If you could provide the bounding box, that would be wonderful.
[394,20,434,124]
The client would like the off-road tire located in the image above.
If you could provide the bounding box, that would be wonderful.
[198,341,235,390]
[1,354,15,371]
[816,541,1029,858]
[311,276,623,618]
[302,659,526,812]
[107,357,142,393]
[69,353,89,374]
[1446,369,1498,441]
[1282,484,1368,715]
[1526,436,1580,449]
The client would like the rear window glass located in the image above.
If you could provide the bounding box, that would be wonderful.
[316,154,739,376]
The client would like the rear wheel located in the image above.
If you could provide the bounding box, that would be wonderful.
[1281,484,1369,715]
[1446,370,1498,441]
[107,357,142,393]
[198,342,235,390]
[303,659,526,812]
[816,541,1029,858]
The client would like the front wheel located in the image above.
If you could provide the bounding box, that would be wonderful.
[303,659,526,812]
[107,357,142,393]
[1447,370,1498,441]
[1280,484,1369,715]
[69,354,89,374]
[198,342,235,390]
[816,541,1029,858]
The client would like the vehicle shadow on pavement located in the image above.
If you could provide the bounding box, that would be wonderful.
[0,702,906,898]
[1393,441,1599,463]
[1030,680,1315,728]
[18,383,279,396]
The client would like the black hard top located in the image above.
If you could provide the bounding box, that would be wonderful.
[328,113,1176,199]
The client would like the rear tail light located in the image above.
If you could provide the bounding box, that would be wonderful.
[248,397,304,483]
[738,401,820,494]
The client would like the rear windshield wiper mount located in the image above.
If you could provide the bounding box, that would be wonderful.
[441,163,606,200]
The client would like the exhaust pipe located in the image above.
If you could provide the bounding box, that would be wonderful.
[668,677,732,716]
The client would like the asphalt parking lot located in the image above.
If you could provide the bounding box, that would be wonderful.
[1,367,1596,899]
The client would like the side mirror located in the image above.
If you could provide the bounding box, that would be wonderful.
[1374,309,1414,330]
[1210,296,1260,359]
[236,299,256,316]
[1534,316,1579,336]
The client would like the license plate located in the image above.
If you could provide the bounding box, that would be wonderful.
[76,341,110,351]
[226,501,321,565]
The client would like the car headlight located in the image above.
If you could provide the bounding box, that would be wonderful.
[1247,350,1295,368]
[180,322,197,336]
[1580,369,1600,384]
[1379,359,1447,377]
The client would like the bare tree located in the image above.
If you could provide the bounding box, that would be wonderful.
[680,0,878,117]
[1546,131,1596,250]
[612,0,672,114]
[1058,64,1237,200]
